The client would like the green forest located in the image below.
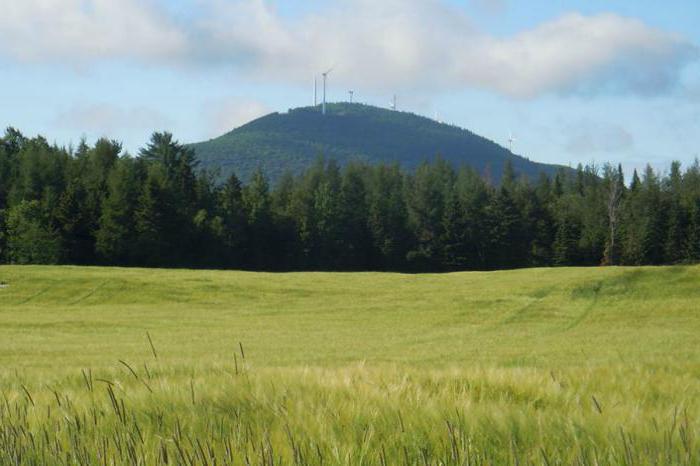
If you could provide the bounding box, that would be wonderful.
[190,103,563,183]
[1,127,698,271]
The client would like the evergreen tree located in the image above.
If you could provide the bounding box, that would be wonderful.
[0,209,6,261]
[338,163,372,269]
[270,171,298,269]
[95,158,141,264]
[453,168,491,268]
[0,128,26,210]
[242,168,274,269]
[134,164,180,266]
[220,173,248,266]
[686,199,700,262]
[683,160,700,261]
[311,162,343,268]
[440,188,468,268]
[553,212,581,266]
[528,173,556,266]
[367,165,410,270]
[630,169,641,191]
[406,160,454,269]
[6,200,61,264]
[485,186,524,269]
[664,161,686,263]
[55,179,94,264]
[641,165,666,264]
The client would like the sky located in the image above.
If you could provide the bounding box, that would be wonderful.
[1,0,699,176]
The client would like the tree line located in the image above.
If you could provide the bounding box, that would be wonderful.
[1,128,699,271]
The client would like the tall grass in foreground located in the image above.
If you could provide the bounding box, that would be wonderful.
[1,355,698,465]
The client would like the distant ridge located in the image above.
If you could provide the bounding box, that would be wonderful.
[190,103,569,183]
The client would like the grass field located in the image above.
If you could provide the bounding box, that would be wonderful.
[0,265,699,464]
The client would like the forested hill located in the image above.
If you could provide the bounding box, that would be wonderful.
[190,103,567,183]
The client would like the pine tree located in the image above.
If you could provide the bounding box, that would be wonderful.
[553,213,580,266]
[55,179,94,264]
[528,173,557,266]
[312,180,341,267]
[453,168,491,268]
[220,173,248,266]
[134,165,179,266]
[406,159,454,269]
[664,161,686,263]
[6,200,61,264]
[367,165,410,270]
[440,188,468,268]
[641,165,666,264]
[242,168,274,269]
[0,209,6,262]
[486,187,524,269]
[95,158,140,264]
[338,163,372,269]
[0,128,25,210]
[686,199,700,262]
[683,160,700,262]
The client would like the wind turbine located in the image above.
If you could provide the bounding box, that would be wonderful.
[390,95,397,111]
[313,76,318,106]
[508,132,516,153]
[322,66,334,115]
[348,90,354,103]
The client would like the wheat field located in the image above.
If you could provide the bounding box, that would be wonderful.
[0,265,698,464]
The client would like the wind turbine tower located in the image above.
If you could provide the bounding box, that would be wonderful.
[391,95,397,111]
[313,76,318,106]
[322,67,333,115]
[349,90,354,103]
[508,132,516,153]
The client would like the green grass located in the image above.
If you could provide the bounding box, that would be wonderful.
[0,265,699,464]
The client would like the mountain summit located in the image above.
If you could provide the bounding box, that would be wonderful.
[190,103,566,183]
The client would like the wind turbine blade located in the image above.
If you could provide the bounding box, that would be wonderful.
[324,63,337,75]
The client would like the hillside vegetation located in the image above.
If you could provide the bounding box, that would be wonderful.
[1,265,699,464]
[190,103,567,183]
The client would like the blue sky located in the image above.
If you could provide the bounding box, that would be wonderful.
[1,0,699,176]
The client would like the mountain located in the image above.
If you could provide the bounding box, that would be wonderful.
[190,103,568,183]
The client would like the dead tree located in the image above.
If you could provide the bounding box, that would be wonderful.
[604,165,624,265]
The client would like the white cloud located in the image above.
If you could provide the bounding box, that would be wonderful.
[0,0,696,98]
[0,0,185,62]
[193,1,698,97]
[203,97,271,137]
[465,13,699,97]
